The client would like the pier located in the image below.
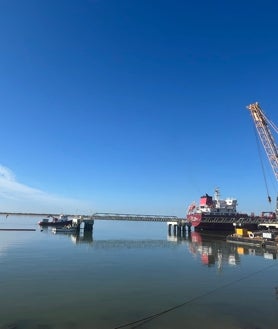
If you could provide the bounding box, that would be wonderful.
[0,212,184,222]
[91,213,183,222]
[4,212,278,234]
[167,220,191,238]
[0,212,191,235]
[74,214,190,234]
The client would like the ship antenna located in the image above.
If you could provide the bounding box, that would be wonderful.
[214,188,220,201]
[214,188,221,208]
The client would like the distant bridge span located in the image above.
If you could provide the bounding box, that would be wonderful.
[91,213,186,222]
[0,212,186,223]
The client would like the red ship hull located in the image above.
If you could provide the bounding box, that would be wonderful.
[185,189,276,232]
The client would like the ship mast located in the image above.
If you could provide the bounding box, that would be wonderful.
[214,188,220,208]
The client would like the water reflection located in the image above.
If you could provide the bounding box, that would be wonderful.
[41,224,278,266]
[71,230,93,244]
[39,227,94,246]
[45,230,172,250]
[1,217,278,329]
[168,230,278,268]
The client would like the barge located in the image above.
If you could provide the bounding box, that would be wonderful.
[38,214,72,227]
[227,228,278,249]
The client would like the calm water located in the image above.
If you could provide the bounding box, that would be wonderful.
[0,215,278,329]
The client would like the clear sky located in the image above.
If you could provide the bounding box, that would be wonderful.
[0,0,278,216]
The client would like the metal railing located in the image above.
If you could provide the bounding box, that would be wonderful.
[91,213,183,222]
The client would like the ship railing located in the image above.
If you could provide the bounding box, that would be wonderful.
[201,216,277,225]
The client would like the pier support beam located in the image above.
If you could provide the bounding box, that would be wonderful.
[167,221,189,238]
[72,216,94,233]
[83,220,94,232]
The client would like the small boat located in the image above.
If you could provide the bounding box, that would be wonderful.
[52,225,77,234]
[227,227,278,249]
[38,214,72,227]
[186,188,276,231]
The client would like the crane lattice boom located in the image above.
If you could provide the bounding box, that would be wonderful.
[247,102,278,181]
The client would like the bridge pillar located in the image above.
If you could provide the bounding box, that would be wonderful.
[167,221,188,237]
[168,223,172,235]
[167,221,178,235]
[84,220,94,232]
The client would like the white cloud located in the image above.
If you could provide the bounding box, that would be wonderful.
[0,165,16,181]
[0,164,92,214]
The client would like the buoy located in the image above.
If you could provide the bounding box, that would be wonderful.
[248,232,254,239]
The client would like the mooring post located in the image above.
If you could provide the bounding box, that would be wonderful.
[168,223,172,235]
[182,224,186,237]
[84,219,94,232]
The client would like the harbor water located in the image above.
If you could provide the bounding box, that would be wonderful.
[0,215,278,329]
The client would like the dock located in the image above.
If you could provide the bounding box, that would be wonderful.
[3,212,278,234]
[1,212,186,223]
[227,227,278,250]
[0,228,36,231]
[91,213,183,222]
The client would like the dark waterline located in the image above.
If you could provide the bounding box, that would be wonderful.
[0,215,278,329]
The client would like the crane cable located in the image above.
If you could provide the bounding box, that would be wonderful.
[253,125,272,203]
[113,262,278,329]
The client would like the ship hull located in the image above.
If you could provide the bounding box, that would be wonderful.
[38,220,72,227]
[187,213,259,232]
[186,189,276,232]
[194,221,258,232]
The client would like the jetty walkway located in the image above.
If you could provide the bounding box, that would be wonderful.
[0,212,188,234]
[0,212,186,223]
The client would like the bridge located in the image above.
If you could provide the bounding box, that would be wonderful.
[1,212,189,234]
[90,213,185,222]
[0,212,185,223]
[7,211,278,228]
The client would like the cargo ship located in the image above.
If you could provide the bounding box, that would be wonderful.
[186,188,276,231]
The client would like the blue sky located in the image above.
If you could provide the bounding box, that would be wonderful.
[0,0,277,216]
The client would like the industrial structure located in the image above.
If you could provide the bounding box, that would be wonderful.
[247,102,278,216]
